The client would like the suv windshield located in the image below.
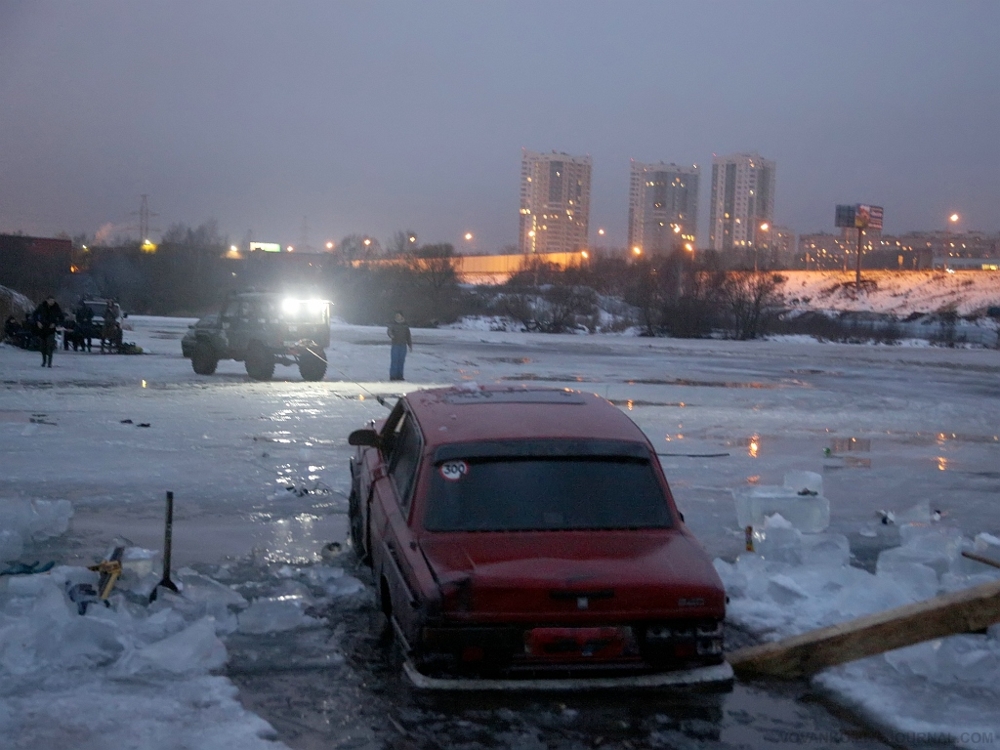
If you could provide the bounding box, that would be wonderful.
[424,456,673,532]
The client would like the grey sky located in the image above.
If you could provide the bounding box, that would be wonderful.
[1,1,997,250]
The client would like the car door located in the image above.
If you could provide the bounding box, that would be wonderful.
[370,405,435,643]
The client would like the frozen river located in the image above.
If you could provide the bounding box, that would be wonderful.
[2,317,998,749]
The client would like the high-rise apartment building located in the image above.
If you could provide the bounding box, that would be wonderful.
[627,160,699,255]
[519,149,591,254]
[708,152,776,252]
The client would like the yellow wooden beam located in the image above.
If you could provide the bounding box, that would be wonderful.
[728,578,1000,679]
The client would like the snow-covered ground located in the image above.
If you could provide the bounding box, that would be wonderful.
[778,269,1000,316]
[2,316,1000,749]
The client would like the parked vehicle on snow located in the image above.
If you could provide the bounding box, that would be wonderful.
[181,291,331,381]
[347,385,730,688]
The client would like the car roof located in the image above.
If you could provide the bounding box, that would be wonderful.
[404,386,650,449]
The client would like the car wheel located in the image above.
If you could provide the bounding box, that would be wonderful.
[245,343,275,381]
[191,343,218,375]
[298,348,327,381]
[348,483,370,565]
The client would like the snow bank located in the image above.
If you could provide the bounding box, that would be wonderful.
[0,284,34,321]
[778,270,1000,316]
[717,521,1000,748]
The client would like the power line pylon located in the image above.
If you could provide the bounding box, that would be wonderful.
[134,194,159,242]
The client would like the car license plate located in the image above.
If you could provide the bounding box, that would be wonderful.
[524,627,632,660]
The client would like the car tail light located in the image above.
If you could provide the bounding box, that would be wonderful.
[460,646,485,662]
[697,639,724,656]
[644,620,724,663]
[646,625,671,641]
[695,620,724,657]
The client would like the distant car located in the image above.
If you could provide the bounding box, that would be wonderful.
[180,291,330,381]
[347,385,730,688]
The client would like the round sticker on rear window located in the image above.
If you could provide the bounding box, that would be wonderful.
[440,460,469,481]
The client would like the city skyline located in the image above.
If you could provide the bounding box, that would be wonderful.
[1,2,997,249]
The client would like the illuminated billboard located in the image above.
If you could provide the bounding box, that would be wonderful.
[250,242,282,253]
[835,204,884,231]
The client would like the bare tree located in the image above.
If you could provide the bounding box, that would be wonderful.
[717,271,784,340]
[387,230,418,256]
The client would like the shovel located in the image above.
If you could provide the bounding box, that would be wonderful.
[150,491,180,602]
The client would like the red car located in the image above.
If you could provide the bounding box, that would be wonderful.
[348,386,730,688]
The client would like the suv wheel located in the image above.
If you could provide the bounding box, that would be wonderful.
[245,343,275,381]
[191,343,218,375]
[298,348,327,381]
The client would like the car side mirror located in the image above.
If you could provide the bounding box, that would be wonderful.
[348,428,380,448]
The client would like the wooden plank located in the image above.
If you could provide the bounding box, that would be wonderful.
[962,550,1000,570]
[727,578,1000,679]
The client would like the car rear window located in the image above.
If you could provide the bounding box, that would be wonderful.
[423,456,673,532]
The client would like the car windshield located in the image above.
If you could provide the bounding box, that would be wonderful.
[423,456,673,532]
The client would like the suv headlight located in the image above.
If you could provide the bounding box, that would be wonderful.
[281,298,327,318]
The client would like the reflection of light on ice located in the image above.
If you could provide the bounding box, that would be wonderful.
[260,513,324,564]
[937,456,949,471]
[748,434,760,458]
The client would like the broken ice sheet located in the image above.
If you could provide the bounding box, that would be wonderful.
[116,617,227,675]
[237,596,325,634]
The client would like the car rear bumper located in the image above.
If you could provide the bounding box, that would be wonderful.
[402,659,733,691]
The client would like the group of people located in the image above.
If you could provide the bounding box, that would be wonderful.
[2,297,124,367]
[6,298,412,378]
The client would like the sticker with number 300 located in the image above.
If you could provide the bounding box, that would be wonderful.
[440,461,469,481]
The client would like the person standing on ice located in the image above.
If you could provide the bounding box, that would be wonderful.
[33,295,64,367]
[386,310,412,381]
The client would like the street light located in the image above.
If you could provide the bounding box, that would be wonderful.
[326,241,334,250]
[949,213,960,224]
[464,232,473,241]
[756,222,770,273]
[632,246,642,256]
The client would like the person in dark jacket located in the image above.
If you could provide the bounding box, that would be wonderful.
[33,296,64,367]
[3,315,19,344]
[74,300,94,351]
[386,310,412,381]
